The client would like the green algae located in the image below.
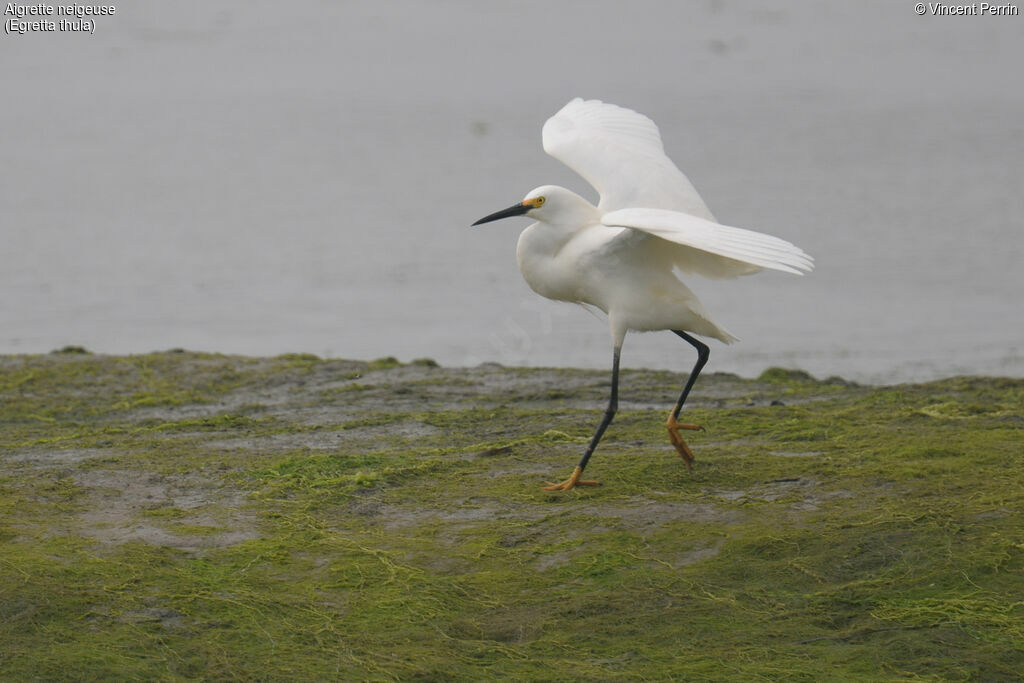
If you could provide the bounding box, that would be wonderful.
[0,352,1021,680]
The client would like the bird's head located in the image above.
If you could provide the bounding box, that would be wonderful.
[472,185,596,227]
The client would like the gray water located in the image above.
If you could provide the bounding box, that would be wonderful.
[3,1,1022,384]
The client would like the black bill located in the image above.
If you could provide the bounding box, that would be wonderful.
[471,202,530,226]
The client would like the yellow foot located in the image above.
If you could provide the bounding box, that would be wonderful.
[542,466,601,491]
[666,416,704,471]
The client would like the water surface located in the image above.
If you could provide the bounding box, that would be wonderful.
[3,1,1021,383]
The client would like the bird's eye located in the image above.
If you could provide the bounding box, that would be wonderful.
[536,196,546,206]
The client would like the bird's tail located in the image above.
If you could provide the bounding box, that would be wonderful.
[688,301,739,345]
[708,324,739,345]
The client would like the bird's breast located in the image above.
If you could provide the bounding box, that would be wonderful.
[515,222,629,311]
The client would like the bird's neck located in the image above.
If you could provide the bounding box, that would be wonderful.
[550,200,603,230]
[515,222,581,303]
[514,200,602,269]
[517,221,574,258]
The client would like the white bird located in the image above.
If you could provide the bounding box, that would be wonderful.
[472,98,813,491]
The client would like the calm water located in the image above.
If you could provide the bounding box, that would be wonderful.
[3,1,1022,384]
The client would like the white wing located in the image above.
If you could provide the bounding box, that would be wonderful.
[603,208,814,276]
[543,98,715,219]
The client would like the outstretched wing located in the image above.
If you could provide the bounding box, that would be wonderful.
[603,208,814,277]
[542,98,715,219]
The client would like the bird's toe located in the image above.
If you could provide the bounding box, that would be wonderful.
[542,466,600,491]
[666,419,698,470]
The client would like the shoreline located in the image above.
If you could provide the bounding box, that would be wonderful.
[12,345,1023,387]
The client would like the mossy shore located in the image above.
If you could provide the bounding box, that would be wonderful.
[1,350,1021,680]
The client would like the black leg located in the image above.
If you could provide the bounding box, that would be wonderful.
[670,330,709,420]
[666,330,709,470]
[543,345,620,490]
[575,345,620,474]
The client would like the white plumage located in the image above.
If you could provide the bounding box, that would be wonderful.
[601,208,814,276]
[541,98,813,286]
[472,98,813,491]
[543,98,716,220]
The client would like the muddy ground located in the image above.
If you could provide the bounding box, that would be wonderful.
[1,351,1021,680]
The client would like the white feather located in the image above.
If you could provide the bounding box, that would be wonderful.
[542,98,716,219]
[603,208,814,276]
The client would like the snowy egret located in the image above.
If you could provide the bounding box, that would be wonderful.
[473,98,813,491]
